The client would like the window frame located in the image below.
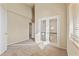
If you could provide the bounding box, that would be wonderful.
[69,4,79,48]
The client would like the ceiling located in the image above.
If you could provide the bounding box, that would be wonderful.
[25,3,34,8]
[25,3,69,8]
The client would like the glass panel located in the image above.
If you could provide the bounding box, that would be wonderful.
[41,20,46,32]
[41,20,46,41]
[50,19,57,33]
[49,19,57,44]
[73,15,79,38]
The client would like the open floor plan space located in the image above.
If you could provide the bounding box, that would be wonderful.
[0,3,79,56]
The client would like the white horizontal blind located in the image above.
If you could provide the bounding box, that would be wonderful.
[73,14,79,38]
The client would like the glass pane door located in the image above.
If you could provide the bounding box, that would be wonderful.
[41,20,46,41]
[49,19,57,45]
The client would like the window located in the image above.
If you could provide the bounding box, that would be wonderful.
[72,15,79,43]
[71,4,79,43]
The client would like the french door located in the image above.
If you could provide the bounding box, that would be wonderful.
[39,18,50,45]
[35,16,60,46]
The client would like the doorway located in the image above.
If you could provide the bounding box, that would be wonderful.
[49,18,57,45]
[35,16,60,47]
[29,22,32,39]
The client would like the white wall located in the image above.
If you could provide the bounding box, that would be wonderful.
[2,4,32,45]
[3,4,32,19]
[35,3,67,48]
[0,5,7,55]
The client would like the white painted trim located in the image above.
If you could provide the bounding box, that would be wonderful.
[57,16,61,47]
[7,10,32,20]
[0,50,6,55]
[50,43,67,50]
[55,45,67,50]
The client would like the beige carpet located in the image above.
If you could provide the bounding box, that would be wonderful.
[1,40,67,56]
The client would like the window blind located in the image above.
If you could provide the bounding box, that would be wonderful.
[73,16,79,38]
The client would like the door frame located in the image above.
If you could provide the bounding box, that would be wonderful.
[47,16,61,47]
[35,16,61,47]
[29,22,32,39]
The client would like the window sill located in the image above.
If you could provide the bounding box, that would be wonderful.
[71,36,79,49]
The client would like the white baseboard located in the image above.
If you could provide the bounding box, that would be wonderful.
[50,43,67,50]
[57,46,67,50]
[7,39,29,46]
[0,50,6,55]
